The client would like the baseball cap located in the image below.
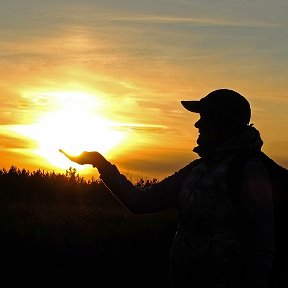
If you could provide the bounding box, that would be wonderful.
[181,89,251,126]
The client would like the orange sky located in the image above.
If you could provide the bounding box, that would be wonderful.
[1,0,288,181]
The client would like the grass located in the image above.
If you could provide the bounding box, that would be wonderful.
[0,166,177,287]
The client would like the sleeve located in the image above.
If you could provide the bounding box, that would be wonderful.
[98,160,198,214]
[240,158,275,288]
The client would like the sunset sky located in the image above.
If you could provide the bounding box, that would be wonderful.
[1,0,288,181]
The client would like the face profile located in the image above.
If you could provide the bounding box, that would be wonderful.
[194,113,219,146]
[181,89,253,158]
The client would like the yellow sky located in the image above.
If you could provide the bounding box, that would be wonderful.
[1,0,288,180]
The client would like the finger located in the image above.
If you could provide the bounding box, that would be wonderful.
[59,149,71,158]
[59,149,79,162]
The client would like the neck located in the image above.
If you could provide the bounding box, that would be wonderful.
[193,125,263,160]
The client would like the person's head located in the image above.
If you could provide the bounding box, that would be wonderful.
[181,89,251,155]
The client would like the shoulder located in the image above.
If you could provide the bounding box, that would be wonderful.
[155,158,201,187]
[176,158,202,174]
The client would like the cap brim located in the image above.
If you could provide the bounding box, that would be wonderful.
[181,101,201,113]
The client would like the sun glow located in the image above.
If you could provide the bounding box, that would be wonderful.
[13,90,127,170]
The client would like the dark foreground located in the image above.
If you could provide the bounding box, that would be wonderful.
[0,167,176,288]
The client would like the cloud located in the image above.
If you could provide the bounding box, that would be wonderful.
[115,123,168,137]
[0,133,36,149]
[0,87,53,125]
[110,15,280,28]
[0,90,29,125]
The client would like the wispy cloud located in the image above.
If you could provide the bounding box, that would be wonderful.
[111,15,281,28]
[0,133,36,150]
[116,123,168,133]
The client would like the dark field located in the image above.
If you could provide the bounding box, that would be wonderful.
[0,167,177,288]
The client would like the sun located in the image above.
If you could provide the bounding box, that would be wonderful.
[13,90,127,170]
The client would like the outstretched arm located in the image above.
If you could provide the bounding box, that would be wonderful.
[59,149,195,214]
[59,149,142,210]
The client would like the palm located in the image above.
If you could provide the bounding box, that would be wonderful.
[59,149,105,167]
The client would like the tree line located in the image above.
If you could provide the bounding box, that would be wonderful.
[0,165,158,204]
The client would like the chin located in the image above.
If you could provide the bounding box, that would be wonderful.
[196,135,205,146]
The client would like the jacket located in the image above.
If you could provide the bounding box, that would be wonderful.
[98,126,275,288]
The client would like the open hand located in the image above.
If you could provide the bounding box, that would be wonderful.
[59,149,109,169]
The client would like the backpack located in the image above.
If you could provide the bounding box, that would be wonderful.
[229,151,288,288]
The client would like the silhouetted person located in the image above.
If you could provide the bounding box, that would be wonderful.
[60,89,275,288]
